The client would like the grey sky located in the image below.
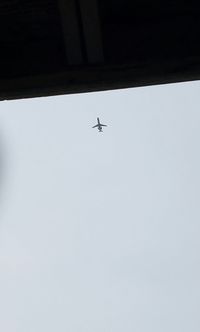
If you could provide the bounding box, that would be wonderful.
[0,82,200,332]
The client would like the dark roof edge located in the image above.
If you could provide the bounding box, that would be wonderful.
[1,59,200,100]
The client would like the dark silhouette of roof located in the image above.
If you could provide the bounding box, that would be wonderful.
[0,0,200,99]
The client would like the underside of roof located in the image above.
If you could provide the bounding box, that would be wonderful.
[0,0,200,99]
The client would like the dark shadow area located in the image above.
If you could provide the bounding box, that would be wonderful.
[0,0,200,99]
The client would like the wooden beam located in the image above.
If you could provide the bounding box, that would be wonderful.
[79,0,104,64]
[57,0,83,65]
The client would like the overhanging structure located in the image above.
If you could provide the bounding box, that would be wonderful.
[0,0,200,100]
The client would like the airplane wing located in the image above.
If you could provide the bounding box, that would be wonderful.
[92,125,98,128]
[101,124,107,127]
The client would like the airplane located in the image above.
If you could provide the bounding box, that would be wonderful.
[92,118,107,132]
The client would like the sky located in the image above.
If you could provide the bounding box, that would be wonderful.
[0,82,200,332]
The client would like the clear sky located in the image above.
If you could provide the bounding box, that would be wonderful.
[0,82,200,332]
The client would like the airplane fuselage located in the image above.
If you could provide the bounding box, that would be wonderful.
[92,117,107,132]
